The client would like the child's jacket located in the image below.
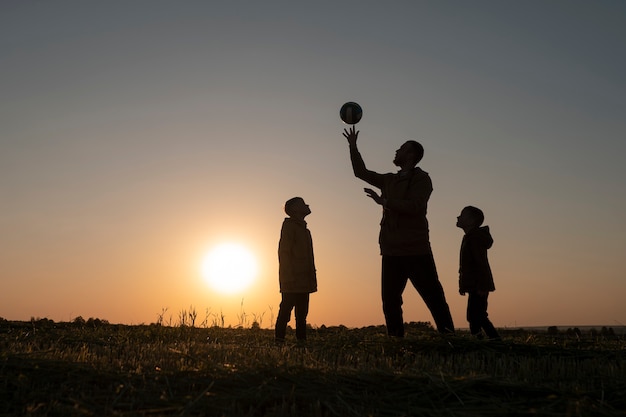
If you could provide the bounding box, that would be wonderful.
[278,218,317,293]
[459,226,495,293]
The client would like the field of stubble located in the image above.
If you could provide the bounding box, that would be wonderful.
[1,319,625,416]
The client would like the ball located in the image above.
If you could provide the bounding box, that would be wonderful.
[340,102,363,125]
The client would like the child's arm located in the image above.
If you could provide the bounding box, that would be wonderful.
[278,224,295,275]
[469,243,493,292]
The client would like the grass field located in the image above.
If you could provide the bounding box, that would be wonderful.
[1,318,625,416]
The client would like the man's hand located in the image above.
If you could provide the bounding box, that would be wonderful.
[342,126,359,146]
[364,188,384,205]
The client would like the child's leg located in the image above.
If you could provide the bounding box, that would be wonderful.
[467,292,485,336]
[275,293,296,341]
[468,292,499,339]
[482,317,500,340]
[480,294,500,339]
[293,293,310,340]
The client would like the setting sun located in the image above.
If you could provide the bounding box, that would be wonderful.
[201,243,258,294]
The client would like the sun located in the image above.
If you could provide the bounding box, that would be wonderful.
[201,243,258,294]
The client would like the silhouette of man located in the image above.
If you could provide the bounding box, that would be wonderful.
[343,126,454,336]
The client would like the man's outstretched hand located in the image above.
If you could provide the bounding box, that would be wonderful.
[343,126,359,146]
[364,188,385,205]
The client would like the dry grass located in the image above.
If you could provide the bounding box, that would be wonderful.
[1,319,625,416]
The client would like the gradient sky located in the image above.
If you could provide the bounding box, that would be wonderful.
[2,1,625,329]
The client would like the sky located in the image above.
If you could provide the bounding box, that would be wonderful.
[1,1,625,329]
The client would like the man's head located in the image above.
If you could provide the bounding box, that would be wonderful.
[393,140,424,168]
[284,197,311,219]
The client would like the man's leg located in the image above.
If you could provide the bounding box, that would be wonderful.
[409,254,455,334]
[382,256,409,337]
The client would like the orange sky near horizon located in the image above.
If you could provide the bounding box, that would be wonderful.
[1,2,625,329]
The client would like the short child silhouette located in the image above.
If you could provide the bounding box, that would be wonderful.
[275,197,317,344]
[457,206,500,340]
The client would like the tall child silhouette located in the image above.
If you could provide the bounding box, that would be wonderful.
[275,197,317,344]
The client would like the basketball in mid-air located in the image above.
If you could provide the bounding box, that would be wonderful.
[340,102,363,125]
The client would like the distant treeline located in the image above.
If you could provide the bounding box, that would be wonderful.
[1,316,625,336]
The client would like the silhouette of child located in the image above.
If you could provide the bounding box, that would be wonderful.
[456,206,500,340]
[275,197,317,344]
